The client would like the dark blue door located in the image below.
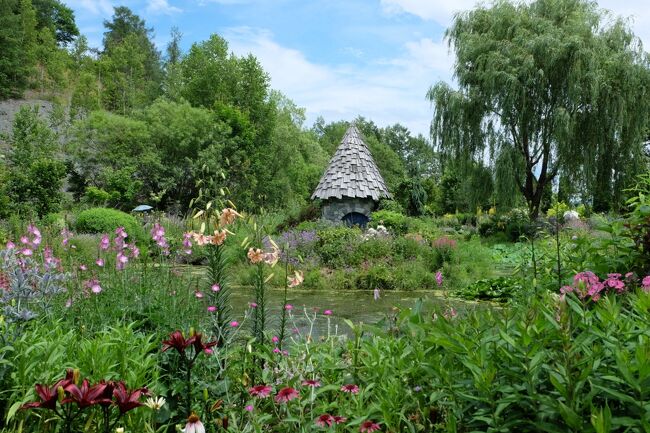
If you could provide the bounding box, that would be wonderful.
[342,212,368,228]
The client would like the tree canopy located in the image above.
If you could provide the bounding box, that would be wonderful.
[428,0,650,217]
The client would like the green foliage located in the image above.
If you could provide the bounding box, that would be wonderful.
[370,210,408,235]
[316,226,361,268]
[457,276,524,302]
[0,0,36,98]
[355,264,394,290]
[75,207,145,243]
[32,0,79,45]
[4,321,160,430]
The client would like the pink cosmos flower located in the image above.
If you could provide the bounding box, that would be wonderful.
[285,304,293,311]
[204,348,213,355]
[302,379,321,388]
[360,420,381,432]
[273,348,280,353]
[248,385,272,398]
[271,336,279,343]
[195,291,204,299]
[245,405,253,412]
[340,384,359,394]
[207,306,216,312]
[323,310,332,316]
[275,387,299,403]
[211,284,220,292]
[249,302,258,308]
[230,321,239,327]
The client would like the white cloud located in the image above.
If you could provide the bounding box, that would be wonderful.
[380,0,480,24]
[224,27,452,135]
[380,0,650,47]
[65,0,114,16]
[146,0,182,15]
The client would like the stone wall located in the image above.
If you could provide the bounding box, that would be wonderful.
[321,197,376,223]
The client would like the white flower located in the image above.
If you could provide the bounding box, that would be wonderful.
[144,396,166,411]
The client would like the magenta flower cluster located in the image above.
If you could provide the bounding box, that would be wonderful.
[561,271,650,301]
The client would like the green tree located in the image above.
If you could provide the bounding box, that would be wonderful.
[102,6,162,109]
[32,0,79,46]
[5,106,66,217]
[428,0,650,218]
[0,0,37,98]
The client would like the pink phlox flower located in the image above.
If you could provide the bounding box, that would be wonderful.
[274,387,299,403]
[642,276,650,291]
[115,227,128,239]
[116,252,128,270]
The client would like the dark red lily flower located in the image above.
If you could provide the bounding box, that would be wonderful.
[63,379,109,409]
[95,380,116,407]
[21,370,75,411]
[113,381,149,414]
[191,332,218,354]
[162,331,196,354]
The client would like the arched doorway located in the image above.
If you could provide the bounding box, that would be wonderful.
[342,212,369,228]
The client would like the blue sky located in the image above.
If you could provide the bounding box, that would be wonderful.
[64,0,650,136]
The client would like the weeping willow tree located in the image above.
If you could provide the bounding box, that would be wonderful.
[428,0,650,218]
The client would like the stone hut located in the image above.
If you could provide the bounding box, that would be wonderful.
[311,124,392,226]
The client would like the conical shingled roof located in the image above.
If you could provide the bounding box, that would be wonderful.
[311,125,392,201]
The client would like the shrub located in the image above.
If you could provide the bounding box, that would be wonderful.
[370,210,409,235]
[355,264,395,290]
[75,207,145,243]
[316,226,361,268]
[457,276,524,302]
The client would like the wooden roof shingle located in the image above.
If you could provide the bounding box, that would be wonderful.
[311,125,392,201]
